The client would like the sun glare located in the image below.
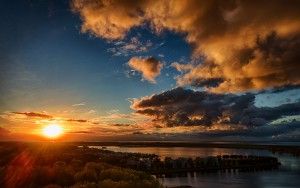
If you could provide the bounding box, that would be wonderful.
[42,124,63,138]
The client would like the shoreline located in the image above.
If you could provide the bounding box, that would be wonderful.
[1,141,300,156]
[81,142,300,157]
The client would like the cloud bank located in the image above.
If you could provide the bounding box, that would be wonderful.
[131,87,299,130]
[72,0,300,92]
[70,0,300,139]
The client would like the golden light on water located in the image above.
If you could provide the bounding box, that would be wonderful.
[42,124,63,138]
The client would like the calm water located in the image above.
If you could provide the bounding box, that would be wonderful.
[91,146,300,188]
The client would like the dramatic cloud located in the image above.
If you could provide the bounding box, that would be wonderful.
[71,0,147,40]
[12,112,53,119]
[128,57,163,83]
[72,0,300,92]
[131,87,300,129]
[175,33,300,92]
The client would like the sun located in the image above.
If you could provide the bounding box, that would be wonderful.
[42,124,63,138]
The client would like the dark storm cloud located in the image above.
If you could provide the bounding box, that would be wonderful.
[12,112,53,119]
[131,87,300,127]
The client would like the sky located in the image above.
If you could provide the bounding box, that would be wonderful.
[0,0,299,142]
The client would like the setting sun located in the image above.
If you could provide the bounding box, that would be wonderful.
[42,124,63,138]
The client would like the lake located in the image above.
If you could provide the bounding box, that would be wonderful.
[90,146,300,188]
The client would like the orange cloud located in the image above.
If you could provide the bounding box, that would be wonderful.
[71,0,148,40]
[1,110,150,137]
[175,33,300,93]
[0,127,10,135]
[66,119,88,123]
[72,0,300,92]
[12,112,53,119]
[128,57,163,83]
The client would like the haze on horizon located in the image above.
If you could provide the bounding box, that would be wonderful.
[0,0,299,142]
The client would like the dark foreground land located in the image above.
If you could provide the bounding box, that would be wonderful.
[0,142,162,188]
[0,142,296,188]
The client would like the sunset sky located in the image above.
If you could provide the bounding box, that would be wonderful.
[0,0,299,141]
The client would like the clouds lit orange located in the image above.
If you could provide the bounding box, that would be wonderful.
[0,0,299,142]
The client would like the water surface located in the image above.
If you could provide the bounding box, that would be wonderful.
[91,146,300,188]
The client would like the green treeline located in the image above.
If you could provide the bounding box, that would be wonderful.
[0,142,163,188]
